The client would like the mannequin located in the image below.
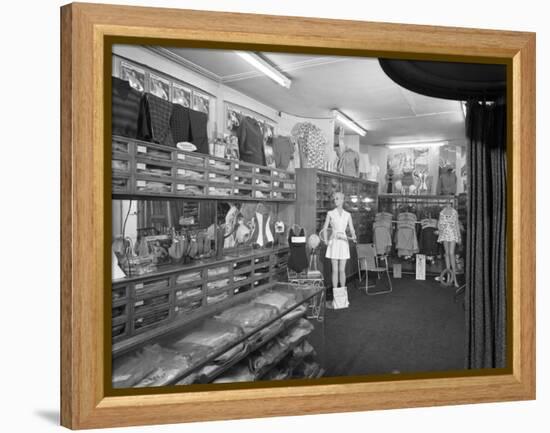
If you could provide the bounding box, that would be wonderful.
[437,200,461,287]
[322,192,357,295]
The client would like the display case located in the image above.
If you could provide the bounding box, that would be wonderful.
[112,282,326,387]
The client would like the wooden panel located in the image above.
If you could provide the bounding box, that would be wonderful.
[60,3,536,429]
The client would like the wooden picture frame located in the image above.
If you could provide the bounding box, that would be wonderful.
[60,2,535,429]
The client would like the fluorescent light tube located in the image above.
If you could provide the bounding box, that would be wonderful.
[332,110,367,136]
[235,51,291,88]
[386,141,447,149]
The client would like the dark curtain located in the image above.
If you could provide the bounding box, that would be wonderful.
[465,100,507,369]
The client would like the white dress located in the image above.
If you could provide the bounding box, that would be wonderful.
[325,209,351,260]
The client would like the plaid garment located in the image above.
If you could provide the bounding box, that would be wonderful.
[137,93,175,147]
[112,77,141,138]
[170,104,191,144]
[188,109,209,154]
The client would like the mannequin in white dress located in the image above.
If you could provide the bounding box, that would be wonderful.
[321,192,357,292]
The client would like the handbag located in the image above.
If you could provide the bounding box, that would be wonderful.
[332,286,349,309]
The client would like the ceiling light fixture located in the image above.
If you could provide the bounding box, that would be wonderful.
[235,51,291,88]
[386,141,448,150]
[332,110,367,137]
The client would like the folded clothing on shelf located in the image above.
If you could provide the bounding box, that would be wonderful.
[174,299,202,315]
[253,291,297,313]
[178,185,204,195]
[212,363,255,384]
[214,302,278,334]
[176,271,202,285]
[207,266,230,277]
[134,349,192,388]
[207,291,229,304]
[291,340,316,359]
[112,160,128,171]
[207,278,230,291]
[175,286,202,300]
[280,318,315,345]
[249,338,288,374]
[138,181,171,193]
[112,344,164,388]
[177,169,203,180]
[280,304,307,324]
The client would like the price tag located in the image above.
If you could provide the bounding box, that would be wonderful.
[137,145,147,153]
[209,159,216,165]
[273,170,278,176]
[136,163,146,170]
[234,189,239,194]
[177,184,186,191]
[136,180,146,187]
[177,169,185,176]
[255,167,260,173]
[134,300,144,307]
[177,153,185,160]
[209,173,216,179]
[235,163,239,170]
[135,283,144,290]
[273,181,279,188]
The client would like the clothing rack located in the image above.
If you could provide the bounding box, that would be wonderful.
[378,194,458,219]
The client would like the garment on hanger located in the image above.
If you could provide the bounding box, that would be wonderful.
[337,148,360,177]
[188,109,209,154]
[373,212,393,254]
[272,135,294,170]
[437,206,460,243]
[437,171,457,195]
[169,104,191,144]
[287,227,307,273]
[237,116,265,165]
[137,93,175,147]
[419,218,439,256]
[112,76,142,138]
[291,122,326,169]
[250,211,274,248]
[395,212,419,257]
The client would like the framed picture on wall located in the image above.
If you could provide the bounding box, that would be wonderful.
[61,3,535,430]
[172,82,192,108]
[120,60,145,92]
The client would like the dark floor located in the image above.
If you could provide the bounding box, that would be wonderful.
[321,276,466,377]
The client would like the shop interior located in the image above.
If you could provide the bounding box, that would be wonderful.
[110,45,494,388]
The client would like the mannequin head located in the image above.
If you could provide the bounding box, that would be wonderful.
[333,192,345,208]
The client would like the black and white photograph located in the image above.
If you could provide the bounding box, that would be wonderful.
[110,45,507,389]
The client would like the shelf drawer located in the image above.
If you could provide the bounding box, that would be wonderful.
[112,137,130,154]
[175,285,202,302]
[112,174,131,194]
[112,285,129,302]
[176,152,205,168]
[132,277,170,297]
[174,298,202,317]
[135,142,174,162]
[135,178,174,195]
[133,291,171,314]
[112,157,130,173]
[132,306,171,334]
[174,270,203,287]
[112,304,128,320]
[176,167,206,182]
[112,322,128,342]
[135,160,173,178]
[175,182,206,196]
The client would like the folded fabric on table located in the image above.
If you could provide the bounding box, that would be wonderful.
[175,372,198,386]
[214,302,278,333]
[280,304,307,323]
[292,340,316,359]
[213,363,255,383]
[253,319,284,347]
[253,291,296,313]
[281,318,314,345]
[134,349,192,387]
[112,344,164,388]
[213,341,247,364]
[174,320,244,350]
[249,338,288,373]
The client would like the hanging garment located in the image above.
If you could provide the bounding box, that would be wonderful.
[112,76,142,138]
[373,213,393,254]
[288,227,307,272]
[188,109,209,154]
[223,205,239,248]
[395,212,419,256]
[419,218,439,255]
[325,209,351,260]
[169,104,191,144]
[437,206,460,242]
[237,116,265,165]
[137,93,175,147]
[250,212,274,248]
[272,135,294,170]
[337,148,360,177]
[437,171,457,195]
[291,122,326,169]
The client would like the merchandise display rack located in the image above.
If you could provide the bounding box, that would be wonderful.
[112,135,296,202]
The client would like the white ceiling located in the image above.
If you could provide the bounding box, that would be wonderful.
[164,47,466,146]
